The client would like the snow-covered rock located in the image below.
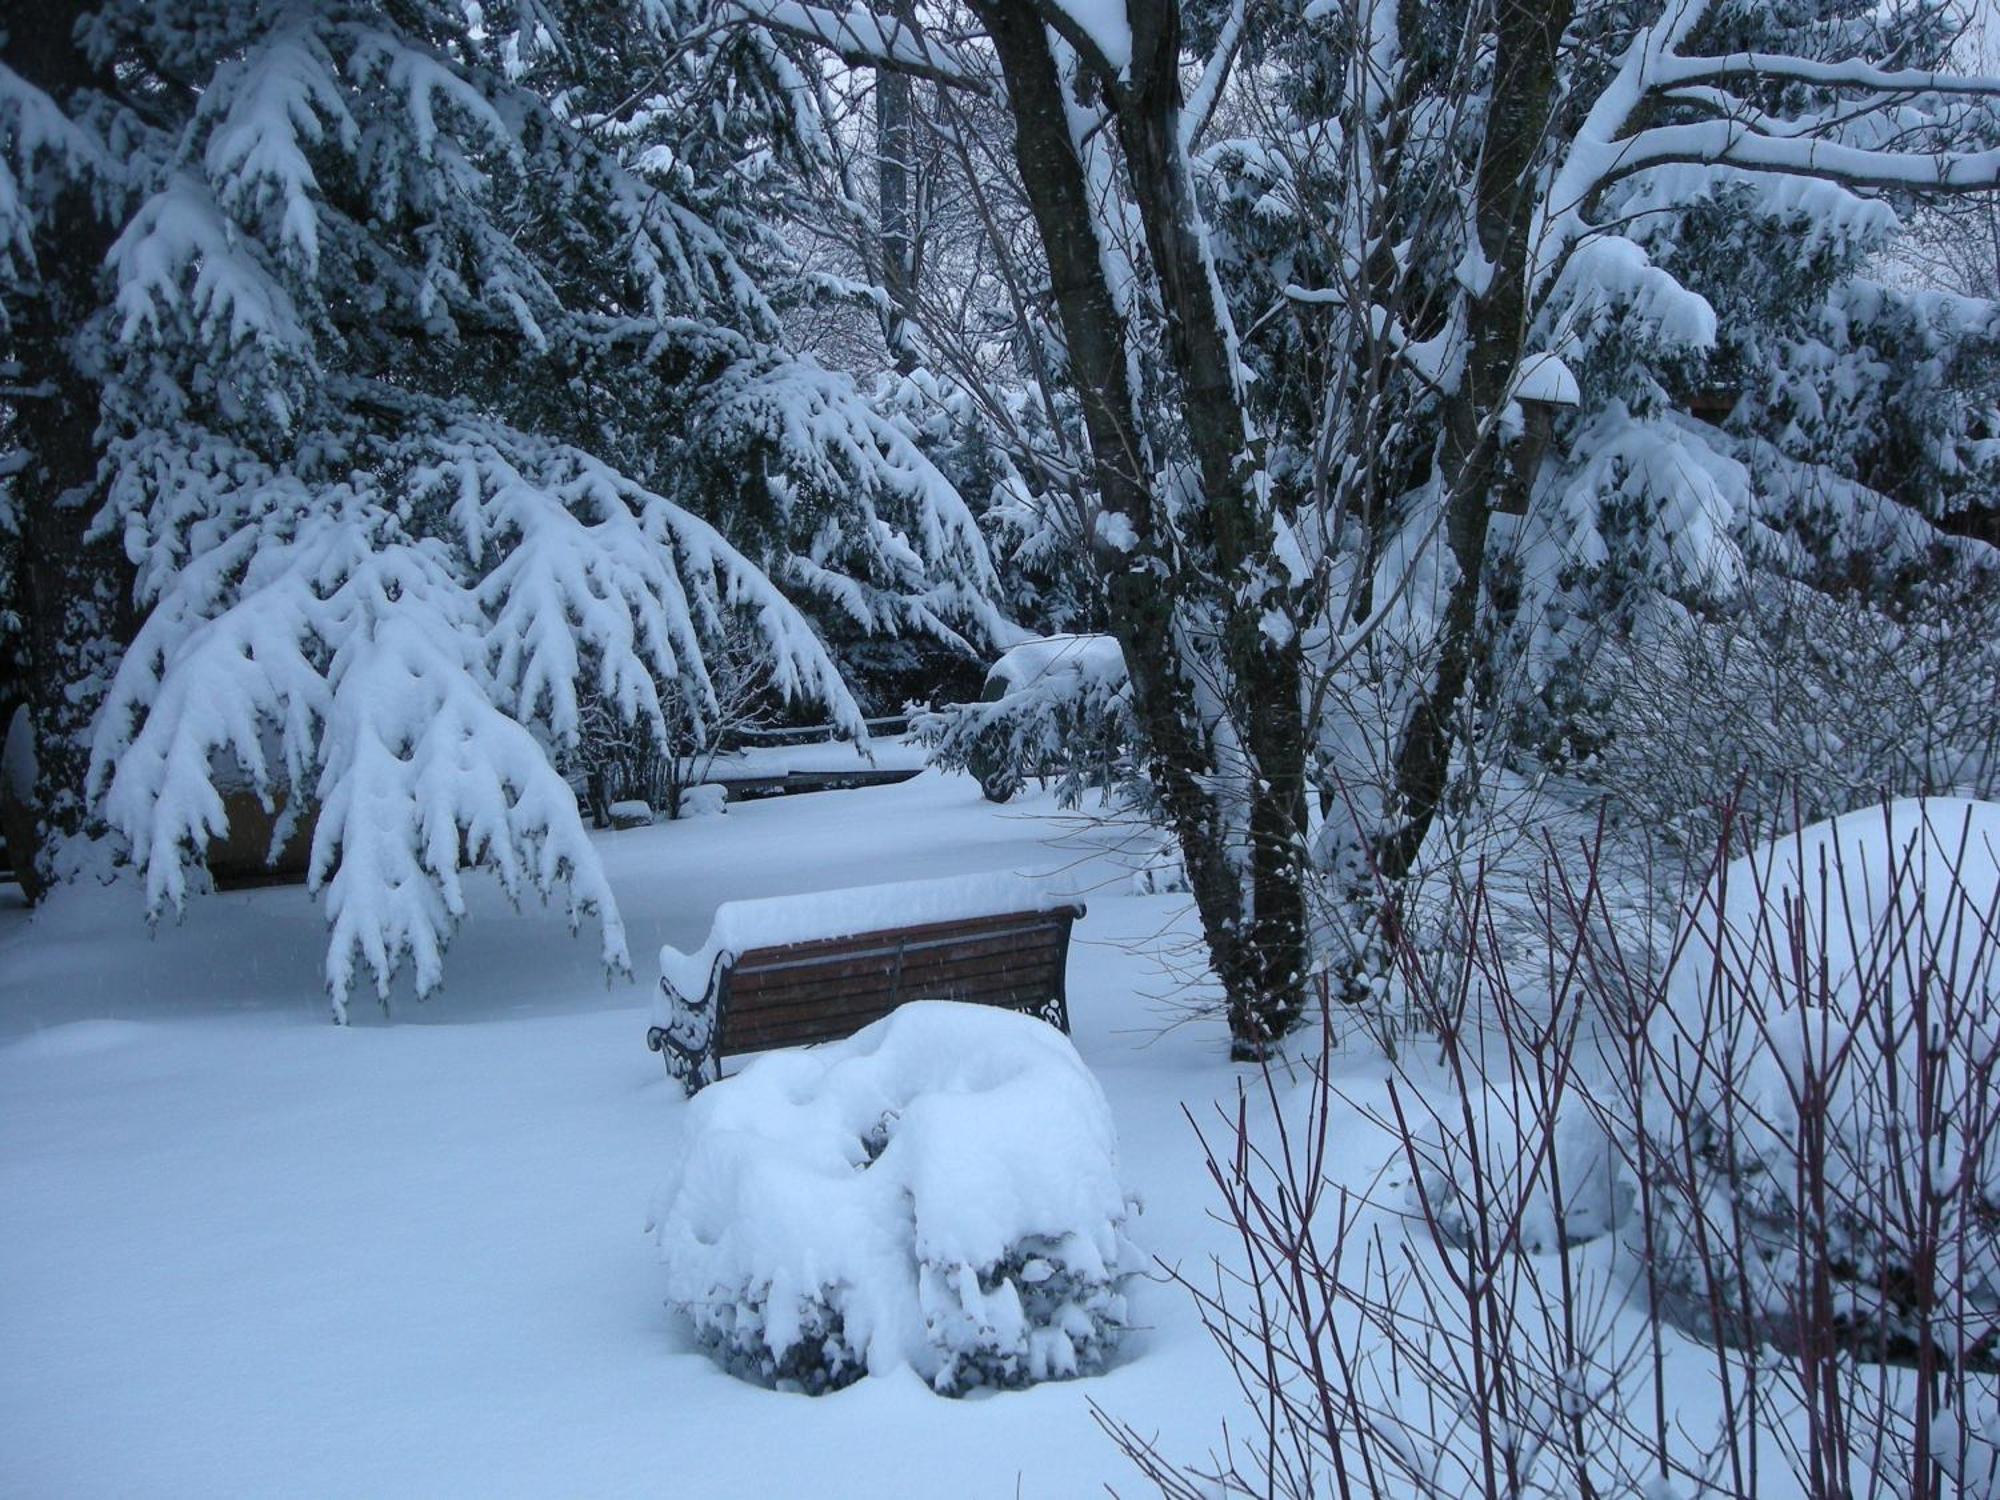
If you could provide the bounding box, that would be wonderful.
[650,1000,1139,1395]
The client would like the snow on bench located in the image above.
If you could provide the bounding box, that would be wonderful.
[647,873,1087,1094]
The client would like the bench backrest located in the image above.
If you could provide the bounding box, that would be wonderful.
[650,899,1084,1093]
[719,906,1081,1059]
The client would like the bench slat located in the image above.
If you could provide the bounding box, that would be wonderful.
[731,908,1081,974]
[729,934,1065,1004]
[723,962,1062,1044]
[725,977,1063,1042]
[730,960,1062,1017]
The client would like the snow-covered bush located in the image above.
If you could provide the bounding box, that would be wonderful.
[1109,809,2000,1500]
[650,1001,1138,1395]
[1644,799,2000,1374]
[915,634,1137,805]
[1555,574,2000,852]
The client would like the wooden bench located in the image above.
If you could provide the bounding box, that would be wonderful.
[646,876,1085,1094]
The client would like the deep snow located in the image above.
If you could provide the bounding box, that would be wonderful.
[8,767,1984,1495]
[0,767,1263,1497]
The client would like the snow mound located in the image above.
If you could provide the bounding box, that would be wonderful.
[1667,797,2000,1025]
[675,784,727,820]
[1648,798,2000,1362]
[650,1000,1139,1395]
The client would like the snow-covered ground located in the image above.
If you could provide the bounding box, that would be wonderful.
[0,767,1281,1497]
[18,763,1983,1496]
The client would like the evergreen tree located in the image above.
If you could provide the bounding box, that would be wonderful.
[1,0,1002,1010]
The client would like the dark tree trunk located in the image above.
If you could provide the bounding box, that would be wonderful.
[973,0,1308,1053]
[1116,0,1307,1049]
[3,5,131,897]
[1326,0,1575,1004]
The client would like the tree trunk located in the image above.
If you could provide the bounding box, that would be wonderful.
[1116,0,1307,1050]
[1325,0,1575,1004]
[973,0,1307,1053]
[875,2,921,375]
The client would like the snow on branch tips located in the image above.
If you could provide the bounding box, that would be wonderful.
[13,0,1022,1013]
[88,410,891,1016]
[310,559,628,1014]
[1538,5,2000,292]
[720,0,989,90]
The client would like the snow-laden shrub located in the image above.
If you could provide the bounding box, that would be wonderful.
[915,634,1138,805]
[1404,1086,1628,1256]
[1558,577,2000,853]
[1643,798,2000,1369]
[650,1001,1139,1395]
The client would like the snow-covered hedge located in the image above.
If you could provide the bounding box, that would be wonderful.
[1643,798,2000,1367]
[650,1001,1139,1394]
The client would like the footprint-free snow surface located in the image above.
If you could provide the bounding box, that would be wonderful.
[0,769,1269,1497]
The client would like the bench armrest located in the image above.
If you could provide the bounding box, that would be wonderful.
[649,948,735,1095]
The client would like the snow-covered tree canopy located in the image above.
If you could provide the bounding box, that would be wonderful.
[2,0,1007,1012]
[1175,0,2000,863]
[1198,0,2000,695]
[718,0,2000,1046]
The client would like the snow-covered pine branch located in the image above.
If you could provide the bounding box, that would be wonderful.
[88,408,879,1013]
[5,0,1007,1010]
[718,0,990,91]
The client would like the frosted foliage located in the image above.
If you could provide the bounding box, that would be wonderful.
[684,354,1005,645]
[914,635,1139,805]
[0,62,120,317]
[90,416,882,1012]
[1200,0,2000,776]
[1510,9,2000,642]
[650,1002,1138,1395]
[7,0,1007,1008]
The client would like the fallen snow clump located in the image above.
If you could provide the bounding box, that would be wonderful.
[650,1000,1138,1394]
